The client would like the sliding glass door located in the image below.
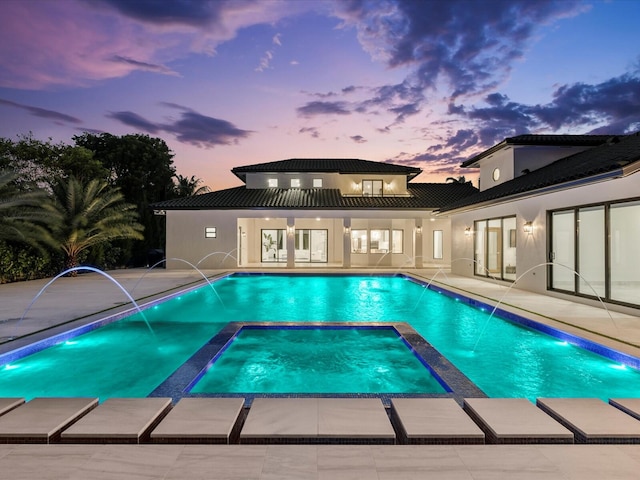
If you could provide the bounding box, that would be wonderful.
[474,216,516,281]
[294,229,327,263]
[549,199,640,308]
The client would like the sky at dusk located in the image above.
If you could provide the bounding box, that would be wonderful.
[1,0,639,191]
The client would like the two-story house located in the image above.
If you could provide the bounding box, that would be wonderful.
[151,158,477,269]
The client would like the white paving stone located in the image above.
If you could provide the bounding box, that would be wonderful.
[464,398,573,443]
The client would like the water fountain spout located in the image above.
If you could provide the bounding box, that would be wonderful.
[195,249,238,269]
[130,258,226,308]
[17,266,155,338]
[471,262,617,351]
[411,257,504,312]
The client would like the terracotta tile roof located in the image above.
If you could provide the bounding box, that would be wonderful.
[441,133,640,213]
[232,158,422,181]
[461,134,616,167]
[151,182,478,211]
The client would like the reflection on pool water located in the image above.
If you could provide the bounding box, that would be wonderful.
[189,326,447,394]
[0,274,638,401]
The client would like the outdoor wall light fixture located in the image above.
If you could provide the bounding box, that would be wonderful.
[415,226,422,234]
[464,227,472,236]
[343,226,351,235]
[523,221,534,235]
[287,226,295,235]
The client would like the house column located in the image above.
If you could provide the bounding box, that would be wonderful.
[342,218,351,268]
[286,217,295,268]
[415,218,423,268]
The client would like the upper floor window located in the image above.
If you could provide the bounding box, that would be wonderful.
[290,178,301,188]
[363,180,383,197]
[268,178,278,188]
[313,178,323,188]
[204,227,217,238]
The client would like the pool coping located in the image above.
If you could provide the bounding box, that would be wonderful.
[149,322,487,406]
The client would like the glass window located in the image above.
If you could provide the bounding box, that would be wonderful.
[474,220,486,275]
[351,230,367,254]
[204,227,216,238]
[313,178,322,188]
[290,178,300,188]
[261,229,286,262]
[610,200,640,304]
[502,217,516,280]
[370,229,390,253]
[433,230,443,259]
[487,219,502,274]
[578,206,605,297]
[551,210,575,292]
[392,230,403,254]
[268,178,278,188]
[310,230,328,262]
[549,199,640,307]
[362,180,383,197]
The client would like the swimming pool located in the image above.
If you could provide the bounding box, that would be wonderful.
[0,274,639,401]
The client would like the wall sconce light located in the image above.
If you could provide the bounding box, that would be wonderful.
[464,227,472,237]
[343,226,351,235]
[523,221,533,235]
[415,226,422,234]
[287,226,295,235]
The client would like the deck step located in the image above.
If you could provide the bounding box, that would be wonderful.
[0,398,25,417]
[60,398,172,444]
[150,398,245,444]
[464,398,573,444]
[609,398,640,422]
[390,398,485,444]
[240,398,395,444]
[537,398,640,444]
[0,397,98,443]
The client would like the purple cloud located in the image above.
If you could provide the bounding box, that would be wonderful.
[448,71,640,146]
[165,111,252,147]
[299,127,320,138]
[336,0,586,99]
[107,111,160,133]
[93,0,232,27]
[350,135,366,144]
[107,104,252,148]
[110,55,179,76]
[0,98,82,124]
[297,101,351,118]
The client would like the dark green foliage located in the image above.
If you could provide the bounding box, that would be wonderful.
[0,131,204,282]
[0,241,59,283]
[73,133,176,264]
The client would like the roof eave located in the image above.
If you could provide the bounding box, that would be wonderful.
[436,169,623,215]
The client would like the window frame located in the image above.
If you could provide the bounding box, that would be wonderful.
[362,179,383,197]
[548,196,640,309]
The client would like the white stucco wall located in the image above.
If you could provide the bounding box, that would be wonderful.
[243,172,409,195]
[165,208,451,269]
[449,172,640,313]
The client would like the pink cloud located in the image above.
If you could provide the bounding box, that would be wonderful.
[0,0,315,90]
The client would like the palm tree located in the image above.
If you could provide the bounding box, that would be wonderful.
[44,176,144,274]
[174,174,211,197]
[0,169,50,247]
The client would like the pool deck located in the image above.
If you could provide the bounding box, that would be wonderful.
[1,267,640,478]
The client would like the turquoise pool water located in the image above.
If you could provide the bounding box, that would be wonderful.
[190,326,447,394]
[0,274,638,400]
